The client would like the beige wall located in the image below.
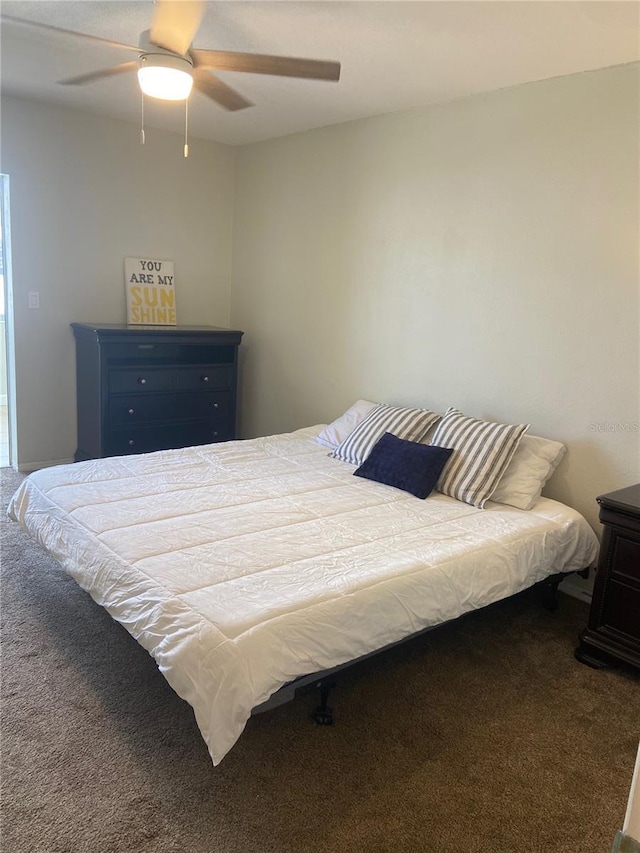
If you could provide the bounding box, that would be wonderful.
[1,96,236,469]
[231,64,639,539]
[1,64,638,553]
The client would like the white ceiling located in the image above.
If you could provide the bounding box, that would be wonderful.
[1,1,638,147]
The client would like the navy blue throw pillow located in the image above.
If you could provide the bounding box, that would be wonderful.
[354,432,453,499]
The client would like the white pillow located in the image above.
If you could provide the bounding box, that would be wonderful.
[490,434,567,510]
[315,400,378,450]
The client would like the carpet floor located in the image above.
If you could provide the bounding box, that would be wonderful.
[1,465,638,853]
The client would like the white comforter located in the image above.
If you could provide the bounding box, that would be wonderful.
[8,427,599,764]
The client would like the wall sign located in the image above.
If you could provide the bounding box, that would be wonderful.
[125,257,176,325]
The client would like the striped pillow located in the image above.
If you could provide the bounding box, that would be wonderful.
[431,408,529,508]
[332,403,441,466]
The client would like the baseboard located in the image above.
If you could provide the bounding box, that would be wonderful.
[17,457,75,473]
[559,577,593,605]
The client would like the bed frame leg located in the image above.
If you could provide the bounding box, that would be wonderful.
[541,572,565,611]
[313,680,335,725]
[541,568,590,611]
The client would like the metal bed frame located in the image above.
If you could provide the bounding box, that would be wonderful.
[252,568,590,725]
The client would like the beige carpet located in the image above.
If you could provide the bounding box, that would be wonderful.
[1,465,638,853]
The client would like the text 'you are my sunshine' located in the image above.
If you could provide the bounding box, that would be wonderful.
[126,258,176,325]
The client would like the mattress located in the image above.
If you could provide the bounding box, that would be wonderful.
[8,426,600,765]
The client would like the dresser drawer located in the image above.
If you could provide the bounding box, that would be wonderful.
[608,533,640,585]
[110,394,173,425]
[103,342,236,365]
[178,391,231,421]
[109,391,231,425]
[109,368,174,394]
[105,422,233,456]
[176,366,233,391]
[601,580,640,641]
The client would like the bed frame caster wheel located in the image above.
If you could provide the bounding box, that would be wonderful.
[314,706,333,725]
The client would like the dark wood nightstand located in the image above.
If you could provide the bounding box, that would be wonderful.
[576,484,640,670]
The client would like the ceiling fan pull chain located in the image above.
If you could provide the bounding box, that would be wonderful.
[184,99,189,158]
[140,90,146,145]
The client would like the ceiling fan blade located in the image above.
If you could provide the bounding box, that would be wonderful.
[192,50,341,82]
[59,61,139,87]
[192,70,253,112]
[1,15,140,53]
[150,0,205,56]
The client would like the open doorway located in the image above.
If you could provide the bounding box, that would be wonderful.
[0,175,12,467]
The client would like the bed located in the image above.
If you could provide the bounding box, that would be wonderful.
[7,412,600,766]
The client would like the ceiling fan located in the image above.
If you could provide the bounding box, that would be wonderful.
[3,0,341,111]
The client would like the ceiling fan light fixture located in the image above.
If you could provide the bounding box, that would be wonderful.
[137,53,193,101]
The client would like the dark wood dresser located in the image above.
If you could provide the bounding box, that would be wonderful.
[72,323,244,461]
[576,483,640,670]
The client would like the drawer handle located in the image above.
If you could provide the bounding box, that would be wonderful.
[212,430,218,438]
[137,377,147,385]
[212,402,219,409]
[128,440,135,446]
[128,408,135,415]
[201,375,210,383]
